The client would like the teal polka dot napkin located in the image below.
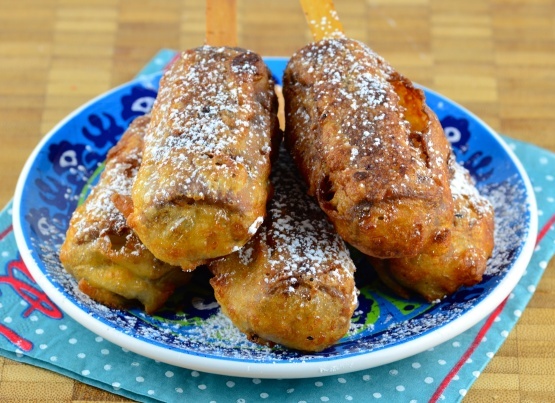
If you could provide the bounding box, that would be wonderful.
[1,50,554,402]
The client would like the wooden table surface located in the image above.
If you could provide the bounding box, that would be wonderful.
[1,0,554,401]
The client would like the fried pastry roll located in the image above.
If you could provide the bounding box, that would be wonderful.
[60,116,191,314]
[283,38,454,259]
[369,157,494,301]
[127,46,281,270]
[209,151,358,352]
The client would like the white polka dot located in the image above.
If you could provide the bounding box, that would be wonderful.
[260,393,269,399]
[538,209,544,216]
[452,341,461,347]
[226,381,235,388]
[438,359,446,365]
[77,353,85,358]
[546,175,554,181]
[424,377,434,384]
[40,344,48,350]
[473,371,480,377]
[494,316,501,322]
[453,375,460,381]
[528,285,536,293]
[1,251,8,257]
[112,382,121,389]
[345,396,353,401]
[104,364,111,371]
[547,197,554,203]
[315,381,323,387]
[459,389,467,397]
[30,315,38,322]
[101,349,110,355]
[50,356,57,362]
[95,336,103,342]
[373,392,382,398]
[481,336,488,343]
[252,378,261,384]
[122,348,129,353]
[389,369,398,376]
[198,384,207,390]
[131,362,140,367]
[412,362,421,369]
[396,385,405,392]
[136,376,144,382]
[486,352,494,358]
[15,350,23,358]
[338,377,347,383]
[147,390,155,395]
[69,338,77,344]
[363,375,371,381]
[3,317,12,323]
[287,388,294,393]
[501,330,509,337]
[320,397,329,402]
[540,157,548,165]
[191,371,200,377]
[540,261,548,269]
[165,371,174,378]
[466,358,473,364]
[82,370,90,376]
[514,310,522,318]
[175,388,183,393]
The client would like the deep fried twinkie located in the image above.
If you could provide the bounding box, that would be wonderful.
[369,157,495,301]
[60,116,191,314]
[127,46,281,270]
[209,151,358,352]
[283,38,454,259]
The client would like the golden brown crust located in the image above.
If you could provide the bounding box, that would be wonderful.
[59,116,191,314]
[128,46,281,270]
[283,38,454,258]
[209,150,358,352]
[369,157,495,301]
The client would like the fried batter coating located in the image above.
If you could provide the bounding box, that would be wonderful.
[369,157,494,301]
[209,150,358,352]
[127,46,281,270]
[283,38,454,259]
[60,116,191,314]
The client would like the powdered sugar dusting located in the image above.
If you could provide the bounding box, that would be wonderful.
[262,151,357,297]
[140,46,277,205]
[482,176,530,276]
[70,118,147,257]
[284,38,452,256]
[450,158,494,218]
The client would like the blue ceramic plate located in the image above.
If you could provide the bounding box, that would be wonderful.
[13,58,537,379]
